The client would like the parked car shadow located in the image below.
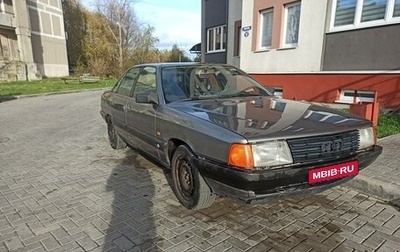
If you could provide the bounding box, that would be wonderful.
[102,149,159,251]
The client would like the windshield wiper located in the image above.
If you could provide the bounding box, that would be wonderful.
[190,94,218,100]
[218,92,264,99]
[171,95,210,102]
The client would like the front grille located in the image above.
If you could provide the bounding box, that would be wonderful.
[287,130,359,163]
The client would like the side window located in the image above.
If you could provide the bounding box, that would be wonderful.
[133,67,157,96]
[114,68,140,96]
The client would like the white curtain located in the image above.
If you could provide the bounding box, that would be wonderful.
[285,3,301,44]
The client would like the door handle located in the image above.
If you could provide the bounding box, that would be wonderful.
[124,104,132,111]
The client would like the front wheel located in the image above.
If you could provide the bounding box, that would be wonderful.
[107,121,126,149]
[171,145,215,210]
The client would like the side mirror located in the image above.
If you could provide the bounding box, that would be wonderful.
[136,92,158,104]
[266,86,283,98]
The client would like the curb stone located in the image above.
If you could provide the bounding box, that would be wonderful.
[345,175,400,207]
[0,88,110,102]
[344,133,400,208]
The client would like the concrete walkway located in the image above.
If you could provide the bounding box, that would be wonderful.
[346,133,400,207]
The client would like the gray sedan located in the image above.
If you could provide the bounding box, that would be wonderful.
[100,63,382,210]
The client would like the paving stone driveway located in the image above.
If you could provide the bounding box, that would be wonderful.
[1,91,400,252]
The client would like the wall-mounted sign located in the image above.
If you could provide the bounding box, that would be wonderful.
[242,26,251,32]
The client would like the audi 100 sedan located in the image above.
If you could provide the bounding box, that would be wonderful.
[100,63,382,210]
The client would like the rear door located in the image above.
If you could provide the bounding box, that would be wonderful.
[125,66,160,159]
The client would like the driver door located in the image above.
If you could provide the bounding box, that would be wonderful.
[125,66,160,159]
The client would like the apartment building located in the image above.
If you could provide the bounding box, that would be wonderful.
[201,0,400,109]
[0,0,68,81]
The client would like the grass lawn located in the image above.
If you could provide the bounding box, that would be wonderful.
[0,77,117,97]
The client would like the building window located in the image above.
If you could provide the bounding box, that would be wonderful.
[28,6,65,39]
[0,33,18,60]
[394,0,400,17]
[361,0,387,22]
[334,0,357,26]
[283,2,301,47]
[336,90,376,104]
[332,0,400,31]
[207,26,226,53]
[259,9,273,49]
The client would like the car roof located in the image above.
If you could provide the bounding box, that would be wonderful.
[132,62,233,69]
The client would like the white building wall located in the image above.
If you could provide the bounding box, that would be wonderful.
[28,0,69,77]
[240,0,328,73]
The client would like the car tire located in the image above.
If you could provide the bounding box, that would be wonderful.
[107,121,126,149]
[171,145,215,210]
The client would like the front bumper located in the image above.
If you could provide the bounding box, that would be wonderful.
[193,145,383,204]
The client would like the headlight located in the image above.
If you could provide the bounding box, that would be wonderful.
[359,127,375,149]
[228,141,293,169]
[252,141,293,167]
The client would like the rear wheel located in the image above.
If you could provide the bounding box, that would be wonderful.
[107,121,126,149]
[171,145,215,210]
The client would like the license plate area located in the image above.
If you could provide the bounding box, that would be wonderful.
[308,160,359,184]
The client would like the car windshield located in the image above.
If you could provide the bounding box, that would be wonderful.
[161,65,273,103]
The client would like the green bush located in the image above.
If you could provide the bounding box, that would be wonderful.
[377,113,400,138]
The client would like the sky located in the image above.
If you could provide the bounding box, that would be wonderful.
[80,0,201,54]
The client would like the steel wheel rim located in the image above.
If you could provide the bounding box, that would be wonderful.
[176,158,194,199]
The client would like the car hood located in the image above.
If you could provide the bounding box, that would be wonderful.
[168,96,370,140]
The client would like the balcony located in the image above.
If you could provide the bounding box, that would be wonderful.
[0,12,16,29]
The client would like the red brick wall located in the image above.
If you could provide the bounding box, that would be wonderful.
[251,73,400,109]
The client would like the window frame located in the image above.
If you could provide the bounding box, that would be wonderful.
[259,8,274,50]
[206,25,226,53]
[330,0,400,32]
[282,1,301,48]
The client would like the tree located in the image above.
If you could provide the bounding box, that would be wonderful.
[63,0,158,76]
[63,0,87,72]
[168,44,191,62]
[193,56,201,62]
[82,12,116,76]
[94,0,140,75]
[129,25,159,65]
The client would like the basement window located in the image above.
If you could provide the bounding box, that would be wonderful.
[336,90,376,104]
